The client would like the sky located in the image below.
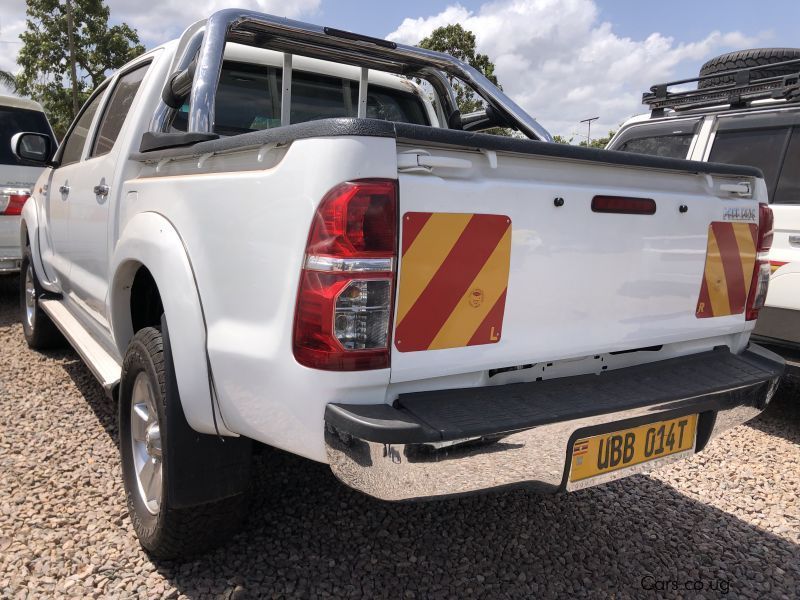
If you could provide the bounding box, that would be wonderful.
[1,0,798,139]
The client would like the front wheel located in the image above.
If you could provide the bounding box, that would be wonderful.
[20,248,64,350]
[119,326,248,559]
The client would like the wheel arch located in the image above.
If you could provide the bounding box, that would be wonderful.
[19,198,59,293]
[109,212,235,436]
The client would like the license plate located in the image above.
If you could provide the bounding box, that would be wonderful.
[567,414,698,490]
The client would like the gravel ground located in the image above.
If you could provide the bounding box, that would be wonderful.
[0,274,798,599]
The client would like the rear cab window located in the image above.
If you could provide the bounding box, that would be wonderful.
[709,111,800,205]
[0,106,55,166]
[608,119,702,159]
[171,61,430,135]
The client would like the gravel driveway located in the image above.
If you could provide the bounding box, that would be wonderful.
[0,274,798,599]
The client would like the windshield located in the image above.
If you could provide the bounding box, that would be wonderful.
[0,106,54,166]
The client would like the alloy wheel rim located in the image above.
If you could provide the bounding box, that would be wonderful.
[130,372,162,515]
[24,264,36,329]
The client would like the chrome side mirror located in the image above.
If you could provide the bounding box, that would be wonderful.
[11,132,52,165]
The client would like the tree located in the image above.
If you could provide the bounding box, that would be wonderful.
[552,135,573,144]
[418,24,501,116]
[15,0,145,137]
[578,130,616,149]
[0,70,18,92]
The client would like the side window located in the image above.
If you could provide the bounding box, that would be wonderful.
[615,135,692,158]
[59,90,105,167]
[91,63,150,157]
[708,126,791,199]
[774,127,800,205]
[608,119,701,159]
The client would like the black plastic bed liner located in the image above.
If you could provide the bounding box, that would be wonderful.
[325,346,783,444]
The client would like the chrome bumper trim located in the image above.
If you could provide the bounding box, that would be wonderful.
[325,348,783,501]
[0,257,21,273]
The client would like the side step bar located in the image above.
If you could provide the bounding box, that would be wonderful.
[39,299,121,392]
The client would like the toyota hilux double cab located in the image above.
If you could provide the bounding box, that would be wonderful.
[609,48,800,379]
[13,10,784,558]
[1,95,56,274]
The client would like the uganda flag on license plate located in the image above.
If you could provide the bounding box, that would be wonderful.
[696,221,757,318]
[395,212,512,352]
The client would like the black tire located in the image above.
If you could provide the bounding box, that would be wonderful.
[118,326,248,559]
[20,247,64,350]
[698,48,800,88]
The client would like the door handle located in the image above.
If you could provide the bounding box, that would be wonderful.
[93,183,109,197]
[58,184,70,195]
[790,235,800,247]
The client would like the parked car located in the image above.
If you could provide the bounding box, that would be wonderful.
[0,95,56,274]
[608,48,800,378]
[14,10,784,558]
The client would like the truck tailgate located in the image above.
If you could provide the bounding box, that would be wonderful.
[390,146,761,382]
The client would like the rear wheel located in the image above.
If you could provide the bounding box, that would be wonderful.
[698,48,800,88]
[119,326,248,559]
[20,248,64,350]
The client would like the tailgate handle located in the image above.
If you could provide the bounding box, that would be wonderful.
[398,150,472,172]
[719,181,751,196]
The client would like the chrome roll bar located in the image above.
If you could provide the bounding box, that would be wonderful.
[151,9,553,141]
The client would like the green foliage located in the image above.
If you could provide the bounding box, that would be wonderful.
[553,131,616,148]
[15,0,144,137]
[418,24,500,116]
[0,70,18,92]
[578,130,616,149]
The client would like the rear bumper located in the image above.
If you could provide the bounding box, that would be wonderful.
[0,256,22,274]
[750,336,800,378]
[324,345,784,501]
[0,215,22,273]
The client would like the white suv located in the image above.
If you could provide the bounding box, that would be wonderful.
[609,48,800,375]
[0,95,56,273]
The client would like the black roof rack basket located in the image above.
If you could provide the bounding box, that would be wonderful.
[643,57,800,116]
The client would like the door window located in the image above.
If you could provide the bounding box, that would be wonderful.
[608,119,701,159]
[774,127,800,205]
[59,90,106,167]
[708,125,792,199]
[91,63,150,157]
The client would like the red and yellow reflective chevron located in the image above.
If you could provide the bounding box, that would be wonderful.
[696,221,758,318]
[395,212,512,352]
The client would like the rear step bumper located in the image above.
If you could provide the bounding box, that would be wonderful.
[324,345,784,501]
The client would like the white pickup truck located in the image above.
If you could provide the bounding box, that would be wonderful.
[13,9,784,558]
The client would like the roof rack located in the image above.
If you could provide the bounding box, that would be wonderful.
[643,57,800,117]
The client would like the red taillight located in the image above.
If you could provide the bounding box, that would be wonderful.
[306,180,396,257]
[745,203,774,321]
[591,195,656,215]
[294,179,397,370]
[2,193,29,216]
